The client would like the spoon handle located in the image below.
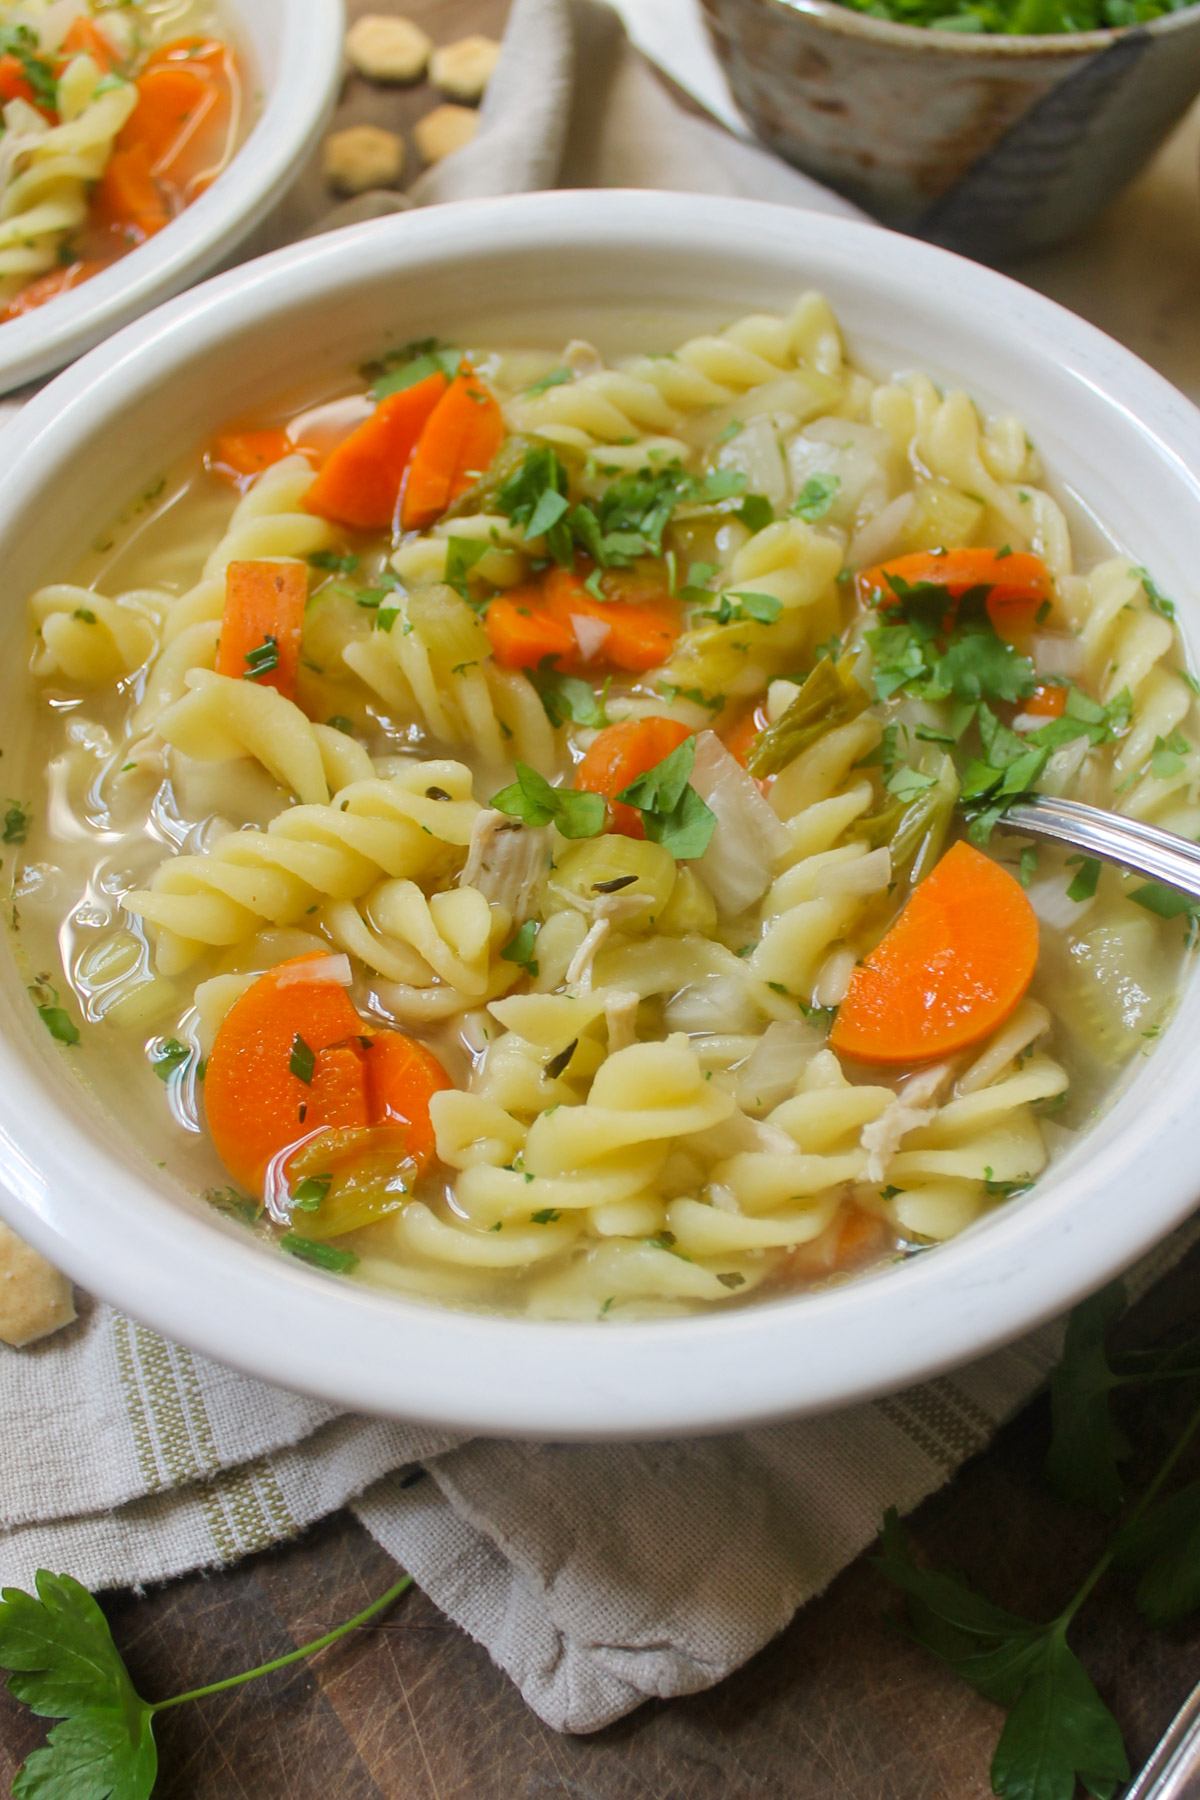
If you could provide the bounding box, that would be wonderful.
[1000,797,1200,902]
[1121,1675,1200,1798]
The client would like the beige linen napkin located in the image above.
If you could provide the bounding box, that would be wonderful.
[3,0,1194,1736]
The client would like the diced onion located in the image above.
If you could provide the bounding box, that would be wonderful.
[570,613,611,661]
[664,974,759,1035]
[1026,875,1093,930]
[689,731,790,918]
[1033,633,1084,679]
[274,954,353,988]
[715,415,788,511]
[735,1019,824,1113]
[848,493,915,569]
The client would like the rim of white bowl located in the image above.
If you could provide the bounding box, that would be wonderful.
[3,189,1200,1440]
[0,0,344,395]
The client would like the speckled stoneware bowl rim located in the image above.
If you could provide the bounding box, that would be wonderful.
[3,191,1200,1439]
[721,0,1200,56]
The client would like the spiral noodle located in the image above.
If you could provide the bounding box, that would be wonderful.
[343,584,556,773]
[323,877,520,1022]
[29,583,165,685]
[122,759,481,973]
[0,61,137,296]
[503,294,846,455]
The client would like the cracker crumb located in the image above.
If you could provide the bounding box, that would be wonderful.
[345,13,432,83]
[429,35,501,103]
[323,125,405,196]
[415,104,479,166]
[0,1219,75,1348]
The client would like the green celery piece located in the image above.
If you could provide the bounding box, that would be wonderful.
[746,658,869,778]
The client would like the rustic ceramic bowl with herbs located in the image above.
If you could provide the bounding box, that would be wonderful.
[699,0,1200,259]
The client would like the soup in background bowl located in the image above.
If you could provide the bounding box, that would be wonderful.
[0,191,1198,1436]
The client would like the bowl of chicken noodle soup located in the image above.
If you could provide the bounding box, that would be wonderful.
[3,190,1200,1435]
[0,0,341,393]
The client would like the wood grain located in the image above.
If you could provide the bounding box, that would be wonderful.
[3,3,1200,1794]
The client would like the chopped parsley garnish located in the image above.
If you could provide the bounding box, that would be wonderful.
[327,715,355,735]
[444,536,490,600]
[29,979,79,1046]
[3,799,30,844]
[308,550,359,574]
[1151,728,1189,779]
[149,1038,191,1082]
[866,574,1037,708]
[529,657,610,729]
[1137,566,1176,620]
[0,24,57,110]
[365,337,461,401]
[291,1174,332,1211]
[615,735,717,859]
[280,1235,359,1273]
[523,366,573,397]
[500,918,540,976]
[530,1207,563,1223]
[700,590,782,627]
[1065,856,1101,903]
[736,494,774,533]
[289,1033,316,1085]
[491,763,605,838]
[791,473,840,522]
[376,605,400,634]
[242,634,279,680]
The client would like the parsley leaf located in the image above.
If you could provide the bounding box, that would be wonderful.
[367,338,461,400]
[149,1038,190,1082]
[1137,566,1176,620]
[528,657,610,729]
[29,981,79,1047]
[700,590,783,627]
[876,1511,1128,1800]
[307,550,359,575]
[289,1033,316,1085]
[1044,1281,1130,1512]
[491,764,605,838]
[0,24,57,110]
[1114,1479,1200,1627]
[530,1207,563,1224]
[500,919,539,976]
[1065,856,1101,903]
[1130,881,1200,922]
[523,366,573,397]
[615,736,717,859]
[3,799,30,844]
[736,494,774,533]
[1150,727,1189,780]
[494,445,573,566]
[444,536,490,600]
[791,473,840,522]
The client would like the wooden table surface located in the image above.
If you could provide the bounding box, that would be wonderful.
[5,4,1200,1794]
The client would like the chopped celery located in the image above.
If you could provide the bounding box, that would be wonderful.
[746,658,869,777]
[851,753,959,886]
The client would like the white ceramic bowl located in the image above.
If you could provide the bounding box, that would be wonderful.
[2,191,1199,1438]
[0,0,344,395]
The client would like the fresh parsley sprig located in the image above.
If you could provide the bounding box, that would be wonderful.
[879,1281,1200,1800]
[491,763,606,838]
[615,736,717,859]
[0,1570,412,1798]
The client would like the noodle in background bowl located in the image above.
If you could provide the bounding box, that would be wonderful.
[0,0,344,395]
[1,190,1199,1437]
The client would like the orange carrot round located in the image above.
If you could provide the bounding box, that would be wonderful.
[485,583,578,670]
[400,368,505,529]
[721,703,767,769]
[303,371,448,531]
[1024,683,1068,718]
[90,144,169,239]
[576,716,693,838]
[206,428,306,486]
[858,548,1051,610]
[0,260,104,323]
[215,559,308,698]
[206,954,452,1199]
[60,17,122,72]
[830,840,1039,1066]
[485,568,681,675]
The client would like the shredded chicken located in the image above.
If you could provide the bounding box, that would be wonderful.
[565,918,610,991]
[604,989,640,1054]
[459,811,550,921]
[861,1061,954,1185]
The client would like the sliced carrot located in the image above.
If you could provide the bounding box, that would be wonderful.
[485,567,681,675]
[830,840,1039,1066]
[205,954,452,1202]
[484,582,577,670]
[60,17,122,71]
[205,955,369,1193]
[365,1028,453,1170]
[303,371,448,531]
[1024,683,1068,719]
[721,703,767,769]
[0,260,105,322]
[90,144,169,238]
[119,61,216,169]
[215,559,308,699]
[788,1204,888,1279]
[400,368,505,530]
[114,39,236,208]
[576,716,693,838]
[0,54,38,108]
[859,548,1050,608]
[207,428,298,486]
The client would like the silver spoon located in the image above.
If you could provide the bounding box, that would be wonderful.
[1121,1674,1200,1798]
[998,796,1200,901]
